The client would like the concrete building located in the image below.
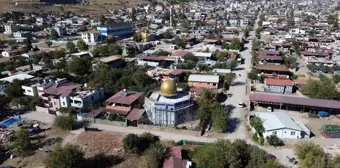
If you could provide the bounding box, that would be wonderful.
[264,79,294,94]
[22,78,68,97]
[97,23,133,38]
[81,30,101,44]
[144,80,193,126]
[252,112,310,139]
[53,26,66,37]
[188,74,219,89]
[4,24,18,34]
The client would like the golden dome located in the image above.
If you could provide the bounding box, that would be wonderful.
[160,79,177,97]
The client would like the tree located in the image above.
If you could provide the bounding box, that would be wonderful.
[163,30,173,39]
[228,38,244,50]
[215,51,230,62]
[212,105,228,132]
[50,29,59,40]
[77,39,88,51]
[92,45,109,57]
[51,49,66,59]
[108,43,122,55]
[106,36,116,44]
[301,77,338,99]
[332,74,340,84]
[283,56,297,69]
[153,50,170,56]
[55,58,67,71]
[183,53,198,64]
[5,79,25,100]
[265,159,281,168]
[248,69,258,80]
[229,60,238,70]
[141,143,167,168]
[295,142,324,160]
[12,129,32,156]
[68,56,92,76]
[53,115,76,130]
[133,33,142,42]
[45,41,53,48]
[266,135,284,147]
[44,144,84,168]
[0,95,10,117]
[174,37,186,49]
[224,73,236,86]
[66,41,77,53]
[138,132,160,152]
[123,134,140,154]
[249,116,264,133]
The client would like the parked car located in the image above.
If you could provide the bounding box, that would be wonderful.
[238,102,246,108]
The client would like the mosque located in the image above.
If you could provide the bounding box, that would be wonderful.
[144,79,193,126]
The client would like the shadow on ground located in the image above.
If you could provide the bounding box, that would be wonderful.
[226,117,241,133]
[232,82,245,86]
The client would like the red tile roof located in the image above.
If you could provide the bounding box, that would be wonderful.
[301,51,329,57]
[265,79,294,86]
[163,146,189,168]
[136,56,177,61]
[171,50,190,57]
[126,108,145,121]
[263,50,280,55]
[260,56,283,61]
[105,90,144,105]
[255,65,289,72]
[43,83,81,96]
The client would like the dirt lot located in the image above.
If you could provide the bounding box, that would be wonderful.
[0,0,150,15]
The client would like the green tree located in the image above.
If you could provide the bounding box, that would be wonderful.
[5,79,25,100]
[153,50,171,56]
[53,115,76,130]
[108,43,122,55]
[212,105,228,132]
[228,38,244,50]
[229,60,238,70]
[265,159,281,168]
[224,73,236,86]
[123,134,140,154]
[163,30,173,39]
[133,33,142,42]
[332,74,340,84]
[266,135,284,147]
[295,142,324,160]
[50,29,59,40]
[215,51,230,62]
[92,45,109,57]
[249,116,264,133]
[183,53,198,64]
[141,142,167,168]
[66,41,77,53]
[44,144,84,168]
[68,56,92,76]
[0,95,10,117]
[301,77,338,99]
[12,129,32,156]
[51,49,66,59]
[54,58,67,71]
[283,56,297,69]
[174,37,186,48]
[77,39,88,51]
[248,69,258,80]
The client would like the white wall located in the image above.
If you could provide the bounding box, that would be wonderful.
[264,129,302,139]
[60,96,71,108]
[137,60,159,67]
[22,85,38,97]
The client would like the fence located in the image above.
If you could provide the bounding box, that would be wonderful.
[138,124,200,137]
[86,118,126,127]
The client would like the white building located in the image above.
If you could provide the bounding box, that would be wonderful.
[4,24,18,34]
[253,112,310,139]
[81,30,101,44]
[22,78,68,97]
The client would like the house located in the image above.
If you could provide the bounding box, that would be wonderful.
[53,26,66,37]
[192,52,212,61]
[259,55,284,65]
[4,24,18,34]
[22,78,67,97]
[301,50,334,67]
[93,55,125,69]
[163,146,192,168]
[105,89,145,120]
[1,74,35,96]
[252,112,310,139]
[81,30,101,44]
[264,79,294,94]
[136,56,177,68]
[40,83,104,111]
[171,50,190,59]
[13,31,31,38]
[255,64,290,78]
[97,23,133,38]
[188,74,219,89]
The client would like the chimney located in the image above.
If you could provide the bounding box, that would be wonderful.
[122,88,127,97]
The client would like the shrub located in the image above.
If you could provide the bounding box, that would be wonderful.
[44,144,84,168]
[53,115,76,130]
[252,133,259,143]
[12,129,32,156]
[123,134,140,154]
[266,135,284,147]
